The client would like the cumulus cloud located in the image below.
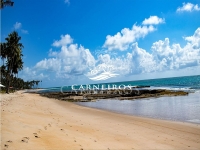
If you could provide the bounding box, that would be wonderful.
[35,58,61,72]
[103,24,155,51]
[142,16,165,25]
[151,32,200,70]
[52,34,73,47]
[177,2,200,12]
[35,34,95,79]
[20,25,200,84]
[13,22,28,34]
[103,16,164,51]
[19,67,48,81]
[184,28,200,49]
[48,48,58,57]
[101,28,200,76]
[130,43,156,73]
[14,22,22,30]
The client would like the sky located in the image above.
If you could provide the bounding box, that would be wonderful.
[1,0,200,87]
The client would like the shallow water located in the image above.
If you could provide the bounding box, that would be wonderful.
[76,92,200,124]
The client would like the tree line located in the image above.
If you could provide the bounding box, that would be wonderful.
[1,0,14,9]
[1,31,41,93]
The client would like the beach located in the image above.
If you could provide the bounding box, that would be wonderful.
[1,91,200,150]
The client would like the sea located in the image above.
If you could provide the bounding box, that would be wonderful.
[39,75,200,124]
[40,75,200,93]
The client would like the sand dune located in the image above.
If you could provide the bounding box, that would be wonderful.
[1,91,200,149]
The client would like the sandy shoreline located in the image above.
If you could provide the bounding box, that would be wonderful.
[1,91,200,149]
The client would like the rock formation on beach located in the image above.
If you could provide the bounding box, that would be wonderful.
[40,87,189,102]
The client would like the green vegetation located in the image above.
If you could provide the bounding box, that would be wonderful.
[1,31,41,93]
[1,0,14,9]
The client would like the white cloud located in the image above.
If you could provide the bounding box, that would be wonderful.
[14,22,22,30]
[52,34,73,47]
[101,28,200,76]
[151,31,200,71]
[35,34,95,79]
[19,25,200,86]
[194,4,200,11]
[19,67,48,81]
[177,3,200,12]
[13,22,28,34]
[103,24,155,51]
[21,29,29,34]
[35,58,61,72]
[103,16,165,51]
[184,27,200,49]
[130,43,156,73]
[142,16,165,25]
[48,48,58,57]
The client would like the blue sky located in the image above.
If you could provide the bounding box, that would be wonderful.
[1,0,200,87]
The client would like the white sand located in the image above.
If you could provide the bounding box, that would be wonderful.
[1,91,200,149]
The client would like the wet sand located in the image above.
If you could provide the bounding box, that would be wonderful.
[1,91,200,149]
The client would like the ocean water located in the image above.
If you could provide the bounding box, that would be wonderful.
[39,75,200,123]
[40,75,200,93]
[76,92,200,124]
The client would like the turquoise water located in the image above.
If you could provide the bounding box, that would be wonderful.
[39,75,200,93]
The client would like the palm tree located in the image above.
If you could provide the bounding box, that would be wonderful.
[1,0,14,9]
[35,80,40,88]
[0,65,7,86]
[1,31,24,93]
[1,43,7,65]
